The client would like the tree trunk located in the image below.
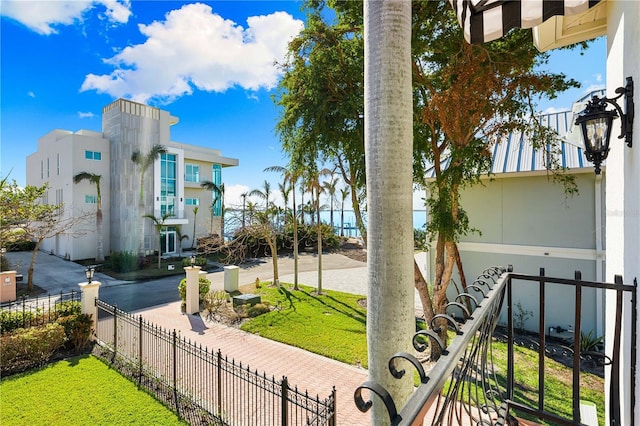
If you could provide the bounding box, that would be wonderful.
[414,259,434,323]
[364,1,414,423]
[351,190,367,244]
[292,186,299,290]
[316,186,323,294]
[267,234,279,288]
[27,241,43,292]
[96,208,104,262]
[139,174,146,255]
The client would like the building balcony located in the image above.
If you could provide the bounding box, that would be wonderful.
[355,267,636,425]
[154,209,188,225]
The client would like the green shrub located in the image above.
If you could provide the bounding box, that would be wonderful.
[181,256,207,268]
[247,303,270,318]
[57,314,93,351]
[54,301,82,318]
[178,276,211,302]
[4,238,36,252]
[108,251,138,273]
[1,310,37,334]
[0,323,66,376]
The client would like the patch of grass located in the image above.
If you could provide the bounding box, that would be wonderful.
[0,355,185,425]
[240,283,368,367]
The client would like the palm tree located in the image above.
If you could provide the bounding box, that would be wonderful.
[73,172,104,262]
[201,180,225,237]
[265,165,302,289]
[144,212,173,269]
[306,166,331,294]
[240,192,248,228]
[365,1,415,418]
[249,180,272,210]
[339,187,350,237]
[190,206,199,249]
[175,226,189,257]
[322,175,339,230]
[131,144,167,254]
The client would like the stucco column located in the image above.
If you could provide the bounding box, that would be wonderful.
[224,265,239,292]
[185,265,201,314]
[605,1,640,425]
[78,281,101,327]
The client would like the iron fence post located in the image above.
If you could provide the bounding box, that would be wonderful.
[113,304,118,360]
[572,271,583,422]
[330,386,337,426]
[139,316,143,382]
[507,275,514,401]
[281,376,289,426]
[217,349,222,418]
[538,268,546,413]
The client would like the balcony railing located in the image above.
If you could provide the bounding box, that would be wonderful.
[354,267,637,425]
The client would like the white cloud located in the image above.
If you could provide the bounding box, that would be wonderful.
[0,0,130,35]
[224,184,251,209]
[78,111,96,118]
[27,91,35,98]
[80,3,304,103]
[594,73,603,83]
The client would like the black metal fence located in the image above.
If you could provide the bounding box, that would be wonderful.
[0,290,81,334]
[354,267,637,426]
[94,299,336,426]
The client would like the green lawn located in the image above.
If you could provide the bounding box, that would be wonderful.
[0,355,185,426]
[240,283,369,367]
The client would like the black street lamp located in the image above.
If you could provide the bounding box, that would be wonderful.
[575,77,634,174]
[85,267,95,284]
[190,254,196,267]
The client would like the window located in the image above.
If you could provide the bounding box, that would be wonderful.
[160,153,177,216]
[85,195,97,204]
[212,164,222,216]
[185,198,199,206]
[185,164,200,183]
[47,158,50,177]
[57,154,60,175]
[85,150,102,160]
[40,160,43,179]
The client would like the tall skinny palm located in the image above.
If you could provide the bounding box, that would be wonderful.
[339,187,350,237]
[265,165,301,289]
[306,166,331,294]
[144,212,173,269]
[190,206,199,249]
[322,175,339,230]
[201,180,225,237]
[73,172,104,262]
[131,144,167,254]
[249,180,272,210]
[240,192,248,228]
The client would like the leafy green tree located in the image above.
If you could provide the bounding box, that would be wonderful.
[131,144,167,254]
[73,172,104,262]
[144,212,173,269]
[0,181,91,290]
[275,1,367,240]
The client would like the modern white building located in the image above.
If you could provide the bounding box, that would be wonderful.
[26,98,238,261]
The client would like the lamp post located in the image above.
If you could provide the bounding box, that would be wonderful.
[189,254,196,268]
[575,77,634,174]
[85,267,95,284]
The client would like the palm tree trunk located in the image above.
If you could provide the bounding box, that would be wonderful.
[139,174,146,255]
[96,208,104,262]
[364,1,414,422]
[292,186,299,290]
[316,186,323,294]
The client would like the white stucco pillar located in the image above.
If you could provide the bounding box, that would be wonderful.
[605,1,640,425]
[224,265,239,292]
[185,265,201,314]
[78,281,101,328]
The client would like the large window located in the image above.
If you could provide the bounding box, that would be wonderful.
[185,198,199,206]
[160,153,177,216]
[85,195,97,204]
[185,164,200,183]
[212,164,222,216]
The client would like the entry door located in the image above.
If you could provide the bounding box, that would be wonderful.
[161,228,176,254]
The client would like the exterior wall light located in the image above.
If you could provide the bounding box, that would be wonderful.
[85,267,95,283]
[575,76,634,174]
[190,254,196,267]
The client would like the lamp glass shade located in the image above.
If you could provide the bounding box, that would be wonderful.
[580,115,613,156]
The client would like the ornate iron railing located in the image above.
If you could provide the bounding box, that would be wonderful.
[354,267,637,425]
[94,299,335,426]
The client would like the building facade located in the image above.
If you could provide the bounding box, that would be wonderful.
[26,98,238,261]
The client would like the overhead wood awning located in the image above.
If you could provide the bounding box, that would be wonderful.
[448,0,603,47]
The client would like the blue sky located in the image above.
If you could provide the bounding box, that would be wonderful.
[0,1,605,209]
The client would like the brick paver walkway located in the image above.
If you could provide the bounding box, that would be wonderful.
[136,301,371,425]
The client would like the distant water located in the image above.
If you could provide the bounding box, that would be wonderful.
[224,210,427,238]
